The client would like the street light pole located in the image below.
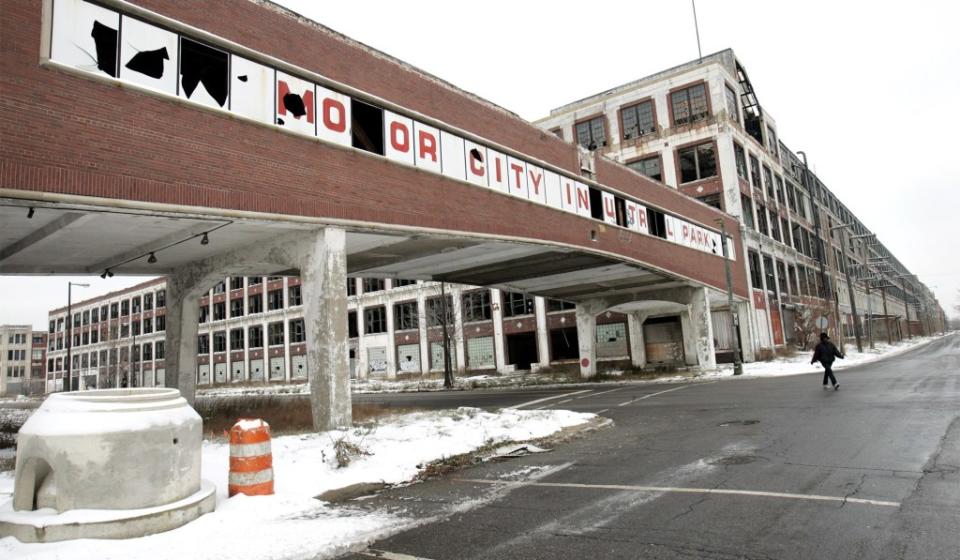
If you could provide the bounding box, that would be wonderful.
[65,282,90,392]
[717,219,743,375]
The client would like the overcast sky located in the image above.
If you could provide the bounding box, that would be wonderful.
[1,0,958,329]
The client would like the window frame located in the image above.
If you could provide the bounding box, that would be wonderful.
[617,97,657,140]
[573,113,607,150]
[624,154,663,183]
[669,81,712,127]
[675,139,718,184]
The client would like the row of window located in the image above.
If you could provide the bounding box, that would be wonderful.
[49,315,167,351]
[6,349,27,361]
[351,292,575,337]
[6,366,26,378]
[50,289,166,333]
[747,251,827,300]
[346,278,417,297]
[198,320,305,353]
[6,333,28,344]
[570,82,713,151]
[47,341,166,373]
[200,286,302,323]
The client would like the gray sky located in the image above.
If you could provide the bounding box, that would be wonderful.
[2,0,958,329]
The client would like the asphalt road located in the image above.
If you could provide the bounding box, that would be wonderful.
[337,333,960,560]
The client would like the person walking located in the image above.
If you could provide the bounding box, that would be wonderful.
[811,332,844,390]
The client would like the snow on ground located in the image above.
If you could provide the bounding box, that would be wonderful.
[706,334,947,380]
[0,407,594,560]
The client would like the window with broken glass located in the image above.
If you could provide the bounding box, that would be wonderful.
[393,301,419,331]
[501,291,535,318]
[575,116,606,150]
[678,142,717,183]
[734,142,748,180]
[426,296,454,328]
[268,322,284,346]
[725,84,739,122]
[364,306,387,334]
[620,100,655,139]
[626,156,662,182]
[671,83,709,126]
[749,154,761,189]
[462,291,492,322]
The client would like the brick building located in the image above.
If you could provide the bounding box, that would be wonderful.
[535,49,944,355]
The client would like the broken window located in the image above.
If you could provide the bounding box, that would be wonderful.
[212,281,226,295]
[766,126,778,157]
[678,142,717,183]
[550,128,563,139]
[780,217,791,246]
[776,260,788,295]
[364,306,387,334]
[647,208,668,239]
[462,291,492,323]
[143,318,152,334]
[199,305,209,323]
[213,331,226,353]
[546,299,576,312]
[230,328,244,350]
[748,251,763,290]
[268,322,284,346]
[143,293,153,311]
[289,319,305,343]
[351,99,384,154]
[156,290,165,308]
[725,84,739,122]
[763,166,775,200]
[247,276,262,286]
[213,301,226,321]
[756,204,769,237]
[156,315,165,332]
[267,289,283,311]
[741,195,755,230]
[770,213,781,242]
[82,310,90,325]
[248,326,263,349]
[248,293,263,314]
[589,188,604,220]
[749,154,761,189]
[230,298,244,318]
[346,278,357,296]
[142,344,152,361]
[788,265,800,296]
[348,312,358,338]
[363,278,385,293]
[131,321,140,337]
[501,292,534,318]
[179,37,229,108]
[626,156,662,182]
[230,277,244,291]
[762,255,776,295]
[288,285,302,306]
[620,100,655,139]
[426,296,455,328]
[697,193,722,211]
[392,279,416,288]
[393,301,419,331]
[197,334,209,354]
[734,143,748,180]
[775,175,785,204]
[671,83,709,126]
[575,116,606,150]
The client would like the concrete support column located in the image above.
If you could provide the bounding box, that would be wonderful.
[737,300,756,362]
[575,299,607,379]
[688,287,717,369]
[417,287,429,374]
[491,289,507,373]
[163,277,202,404]
[385,300,397,379]
[451,286,466,373]
[534,297,551,369]
[627,312,648,368]
[300,227,351,430]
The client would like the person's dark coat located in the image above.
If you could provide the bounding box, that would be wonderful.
[811,340,844,366]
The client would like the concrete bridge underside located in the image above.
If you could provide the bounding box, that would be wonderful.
[1,197,734,430]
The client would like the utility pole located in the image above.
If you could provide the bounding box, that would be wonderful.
[716,219,743,375]
[65,281,90,392]
[831,224,862,353]
[439,281,454,389]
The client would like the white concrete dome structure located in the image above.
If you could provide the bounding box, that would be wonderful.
[0,388,215,542]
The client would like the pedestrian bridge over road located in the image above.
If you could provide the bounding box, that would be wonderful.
[0,0,748,429]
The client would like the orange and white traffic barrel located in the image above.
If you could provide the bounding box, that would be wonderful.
[228,418,274,497]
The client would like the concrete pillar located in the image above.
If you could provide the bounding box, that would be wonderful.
[451,286,466,373]
[627,312,648,368]
[534,297,551,369]
[163,277,202,404]
[417,287,429,374]
[385,299,396,379]
[300,227,351,430]
[688,287,717,369]
[737,300,756,362]
[575,299,607,379]
[491,289,507,373]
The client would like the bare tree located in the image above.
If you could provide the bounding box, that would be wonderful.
[794,300,835,351]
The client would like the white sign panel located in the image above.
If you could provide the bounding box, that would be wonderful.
[316,84,351,146]
[464,140,488,187]
[230,55,273,124]
[440,131,466,181]
[51,0,120,78]
[486,148,509,193]
[384,110,415,165]
[544,170,563,210]
[119,16,178,95]
[507,157,528,198]
[413,121,442,173]
[526,164,547,205]
[178,37,230,109]
[276,71,316,136]
[601,191,617,225]
[574,182,592,218]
